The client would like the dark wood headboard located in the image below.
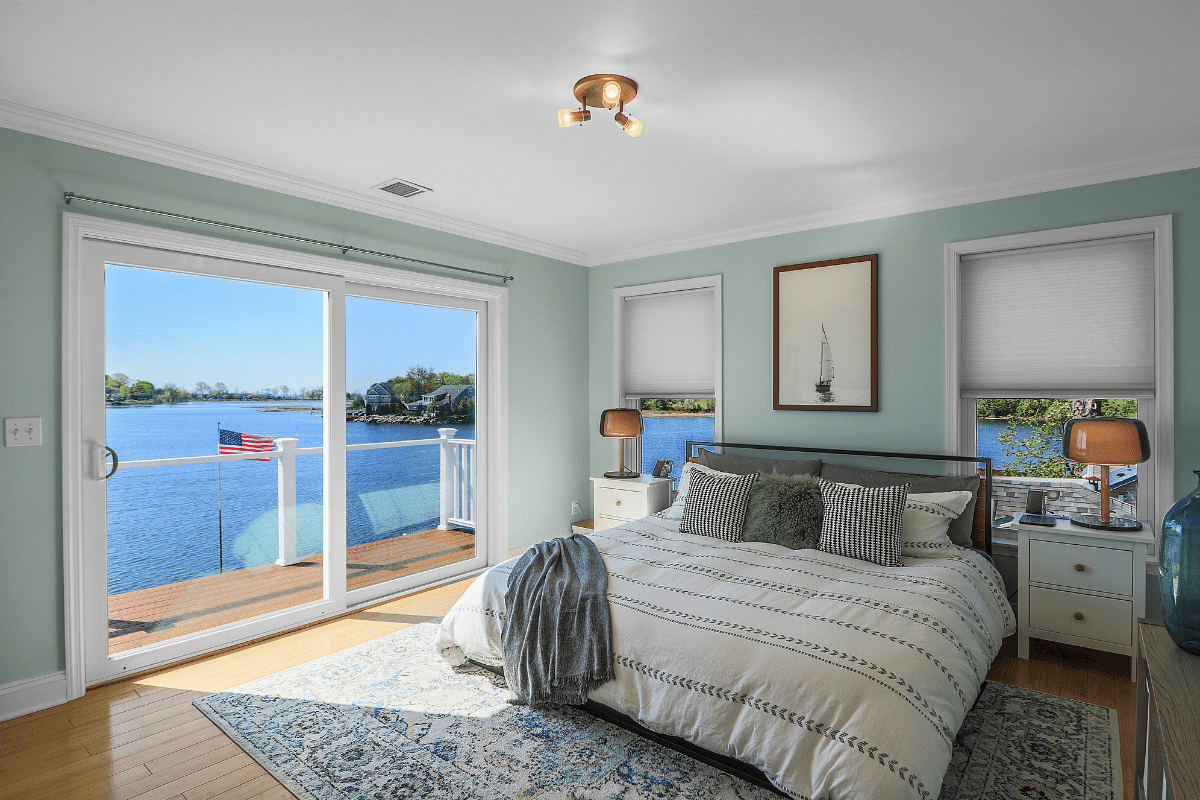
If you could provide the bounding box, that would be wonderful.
[684,441,994,554]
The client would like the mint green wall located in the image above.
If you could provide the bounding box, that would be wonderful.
[0,128,591,686]
[589,169,1200,501]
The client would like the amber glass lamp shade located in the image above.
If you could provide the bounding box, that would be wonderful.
[1061,417,1150,530]
[599,408,643,478]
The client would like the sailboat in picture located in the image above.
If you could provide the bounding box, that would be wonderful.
[815,323,834,394]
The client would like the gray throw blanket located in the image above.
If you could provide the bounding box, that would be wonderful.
[501,533,614,707]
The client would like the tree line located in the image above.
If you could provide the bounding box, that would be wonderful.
[640,398,715,414]
[106,373,322,404]
[977,398,1138,478]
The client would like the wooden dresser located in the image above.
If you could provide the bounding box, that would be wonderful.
[1135,621,1200,800]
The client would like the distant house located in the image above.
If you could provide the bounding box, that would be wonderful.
[365,381,410,414]
[419,384,474,415]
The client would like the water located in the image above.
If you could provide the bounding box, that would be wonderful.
[975,419,1036,471]
[640,416,715,482]
[105,401,473,594]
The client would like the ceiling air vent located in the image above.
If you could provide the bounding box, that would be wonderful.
[375,178,432,199]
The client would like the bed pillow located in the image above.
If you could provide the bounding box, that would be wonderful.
[697,449,822,478]
[818,463,980,548]
[817,479,910,567]
[742,474,823,550]
[900,490,974,559]
[679,469,757,542]
[658,462,739,520]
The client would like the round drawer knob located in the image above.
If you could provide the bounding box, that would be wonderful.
[615,500,622,506]
[1073,612,1084,621]
[1074,564,1086,572]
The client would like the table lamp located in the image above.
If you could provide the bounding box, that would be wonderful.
[600,408,643,478]
[1061,416,1150,531]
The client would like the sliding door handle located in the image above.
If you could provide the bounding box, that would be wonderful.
[96,445,118,480]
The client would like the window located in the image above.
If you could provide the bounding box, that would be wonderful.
[614,277,722,474]
[976,397,1141,522]
[637,398,715,482]
[946,216,1173,546]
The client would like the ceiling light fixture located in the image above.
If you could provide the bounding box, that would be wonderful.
[558,74,643,137]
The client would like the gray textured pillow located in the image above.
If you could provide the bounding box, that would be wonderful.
[742,474,823,550]
[697,450,822,478]
[818,463,980,547]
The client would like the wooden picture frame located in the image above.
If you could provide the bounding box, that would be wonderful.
[773,255,878,411]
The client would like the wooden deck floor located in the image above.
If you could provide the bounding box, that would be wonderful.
[107,528,476,654]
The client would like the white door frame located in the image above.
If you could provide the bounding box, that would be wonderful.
[62,212,509,697]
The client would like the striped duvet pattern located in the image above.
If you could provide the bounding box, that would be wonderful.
[436,514,1014,800]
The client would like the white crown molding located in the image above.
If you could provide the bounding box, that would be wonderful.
[588,144,1200,266]
[7,98,1200,271]
[0,99,589,266]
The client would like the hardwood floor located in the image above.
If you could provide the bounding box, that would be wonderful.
[3,571,1135,800]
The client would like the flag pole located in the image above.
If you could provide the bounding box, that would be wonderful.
[217,422,224,574]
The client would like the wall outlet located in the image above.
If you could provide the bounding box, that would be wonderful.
[5,417,41,447]
[571,501,582,517]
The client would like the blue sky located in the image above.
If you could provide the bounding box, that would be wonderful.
[105,266,477,395]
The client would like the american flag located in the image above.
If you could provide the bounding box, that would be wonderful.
[219,428,276,461]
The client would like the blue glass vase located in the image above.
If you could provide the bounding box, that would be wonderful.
[1160,470,1200,654]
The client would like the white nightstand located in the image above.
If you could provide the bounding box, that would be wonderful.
[1010,516,1154,680]
[590,475,673,531]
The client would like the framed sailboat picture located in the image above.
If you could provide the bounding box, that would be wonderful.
[773,254,878,411]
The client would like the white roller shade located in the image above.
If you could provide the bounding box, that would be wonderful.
[959,235,1155,396]
[622,287,716,398]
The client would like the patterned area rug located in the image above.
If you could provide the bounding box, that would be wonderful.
[193,622,1121,800]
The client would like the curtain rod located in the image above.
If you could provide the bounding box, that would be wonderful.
[63,192,514,283]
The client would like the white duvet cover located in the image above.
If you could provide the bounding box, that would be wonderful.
[436,515,1015,800]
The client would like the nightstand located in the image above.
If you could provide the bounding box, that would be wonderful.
[590,475,673,531]
[1011,516,1154,681]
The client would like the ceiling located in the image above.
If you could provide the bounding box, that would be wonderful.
[3,1,1200,266]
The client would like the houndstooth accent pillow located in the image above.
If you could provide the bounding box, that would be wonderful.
[817,479,910,566]
[680,469,758,542]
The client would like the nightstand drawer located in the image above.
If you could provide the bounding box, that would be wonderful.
[1028,539,1133,596]
[593,515,628,532]
[1028,586,1132,646]
[595,486,649,520]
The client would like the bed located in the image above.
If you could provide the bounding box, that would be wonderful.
[436,443,1016,800]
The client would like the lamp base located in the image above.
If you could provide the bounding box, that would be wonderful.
[1069,514,1143,532]
[603,470,641,479]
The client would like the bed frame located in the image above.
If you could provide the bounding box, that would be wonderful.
[683,440,995,554]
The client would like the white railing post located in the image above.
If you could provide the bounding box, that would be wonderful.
[438,428,457,530]
[275,438,300,565]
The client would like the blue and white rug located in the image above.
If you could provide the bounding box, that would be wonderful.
[193,622,1120,800]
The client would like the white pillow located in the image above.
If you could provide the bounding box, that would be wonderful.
[657,462,741,520]
[835,483,973,558]
[901,490,974,558]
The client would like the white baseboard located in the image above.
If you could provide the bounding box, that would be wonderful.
[0,671,69,722]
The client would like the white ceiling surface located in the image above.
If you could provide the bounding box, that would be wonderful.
[3,1,1200,266]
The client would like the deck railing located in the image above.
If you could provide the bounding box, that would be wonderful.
[108,427,475,567]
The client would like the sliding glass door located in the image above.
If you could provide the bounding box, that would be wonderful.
[67,219,504,688]
[343,287,488,605]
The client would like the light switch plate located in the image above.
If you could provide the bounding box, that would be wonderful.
[5,417,42,446]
